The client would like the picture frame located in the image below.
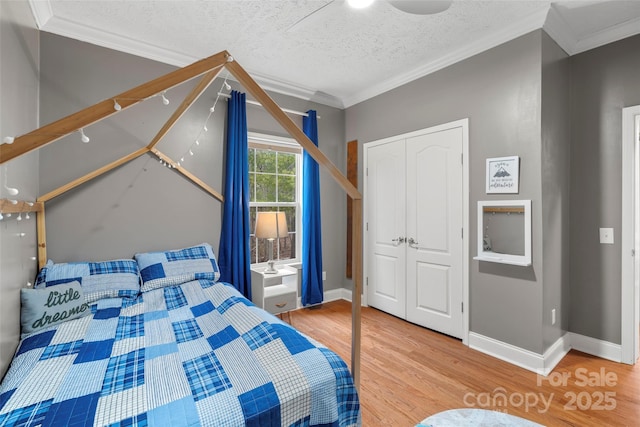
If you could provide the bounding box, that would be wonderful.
[486,156,520,194]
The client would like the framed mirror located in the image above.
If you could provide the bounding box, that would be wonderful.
[474,200,531,266]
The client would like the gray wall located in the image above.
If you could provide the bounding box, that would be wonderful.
[347,31,546,353]
[38,33,347,291]
[569,33,640,344]
[0,1,40,377]
[540,32,571,350]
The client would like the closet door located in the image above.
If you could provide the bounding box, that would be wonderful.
[405,127,464,338]
[365,138,407,318]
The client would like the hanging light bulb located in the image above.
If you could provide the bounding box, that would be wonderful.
[195,140,200,146]
[9,200,18,205]
[25,212,30,220]
[113,99,122,111]
[180,157,185,162]
[4,186,18,196]
[210,105,215,113]
[203,125,208,132]
[0,212,3,220]
[189,150,194,156]
[3,166,19,196]
[3,136,14,144]
[161,91,170,105]
[79,128,90,143]
[16,213,22,221]
[224,81,231,91]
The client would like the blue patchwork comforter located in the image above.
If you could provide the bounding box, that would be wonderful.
[0,280,360,426]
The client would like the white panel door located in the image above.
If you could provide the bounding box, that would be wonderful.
[405,127,464,338]
[365,138,407,318]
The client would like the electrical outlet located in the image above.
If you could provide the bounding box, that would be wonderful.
[551,309,556,325]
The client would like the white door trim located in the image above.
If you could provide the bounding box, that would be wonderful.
[621,105,640,364]
[362,118,469,345]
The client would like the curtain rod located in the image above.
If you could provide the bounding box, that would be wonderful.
[217,93,321,119]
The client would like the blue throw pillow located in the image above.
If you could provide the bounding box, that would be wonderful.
[135,243,220,292]
[34,259,140,304]
[21,281,90,337]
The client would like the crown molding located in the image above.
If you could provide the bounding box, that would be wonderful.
[572,14,640,54]
[26,1,640,110]
[543,5,579,55]
[342,7,549,107]
[28,0,53,28]
[30,6,345,109]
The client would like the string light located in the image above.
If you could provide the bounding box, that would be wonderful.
[113,99,122,111]
[16,213,22,221]
[0,213,3,220]
[161,91,170,105]
[79,128,90,143]
[3,136,14,144]
[176,73,232,166]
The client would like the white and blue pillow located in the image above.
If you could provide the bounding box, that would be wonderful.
[135,243,221,292]
[35,259,140,304]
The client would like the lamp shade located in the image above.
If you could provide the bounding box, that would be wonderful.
[255,211,288,239]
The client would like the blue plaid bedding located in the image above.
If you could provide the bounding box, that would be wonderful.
[0,280,360,426]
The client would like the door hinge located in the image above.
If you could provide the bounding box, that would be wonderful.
[366,277,368,287]
[632,249,636,257]
[461,302,464,313]
[461,228,464,239]
[461,153,463,165]
[366,222,368,231]
[366,167,368,177]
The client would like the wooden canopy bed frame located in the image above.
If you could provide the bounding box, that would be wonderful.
[0,51,363,387]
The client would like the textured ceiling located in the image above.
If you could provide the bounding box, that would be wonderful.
[29,0,640,108]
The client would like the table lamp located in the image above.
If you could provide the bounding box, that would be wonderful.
[255,211,288,273]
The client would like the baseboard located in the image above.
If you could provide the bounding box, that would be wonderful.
[469,332,571,375]
[297,287,353,308]
[304,291,622,370]
[569,332,622,363]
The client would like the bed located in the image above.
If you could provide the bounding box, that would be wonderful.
[0,244,360,426]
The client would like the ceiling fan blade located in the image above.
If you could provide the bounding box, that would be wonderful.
[287,1,344,32]
[387,0,452,15]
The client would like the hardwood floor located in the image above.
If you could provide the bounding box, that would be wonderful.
[289,300,640,426]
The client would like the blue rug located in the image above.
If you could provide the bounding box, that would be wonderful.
[417,408,544,426]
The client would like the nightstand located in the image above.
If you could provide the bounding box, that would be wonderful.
[250,265,298,317]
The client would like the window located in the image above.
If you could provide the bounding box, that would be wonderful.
[248,133,301,265]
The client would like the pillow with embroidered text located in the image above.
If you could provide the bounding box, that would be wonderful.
[21,281,90,337]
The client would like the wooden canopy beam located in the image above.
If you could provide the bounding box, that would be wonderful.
[0,51,229,164]
[38,147,150,203]
[0,199,43,214]
[150,148,224,202]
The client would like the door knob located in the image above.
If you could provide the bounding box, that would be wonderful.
[391,237,405,246]
[408,237,419,248]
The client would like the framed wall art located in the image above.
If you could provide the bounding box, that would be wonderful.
[486,156,520,194]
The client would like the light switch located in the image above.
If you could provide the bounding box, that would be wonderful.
[599,228,614,244]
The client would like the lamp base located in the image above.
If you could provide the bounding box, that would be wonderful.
[264,260,278,274]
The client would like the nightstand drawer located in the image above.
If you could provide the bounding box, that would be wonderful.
[264,291,296,315]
